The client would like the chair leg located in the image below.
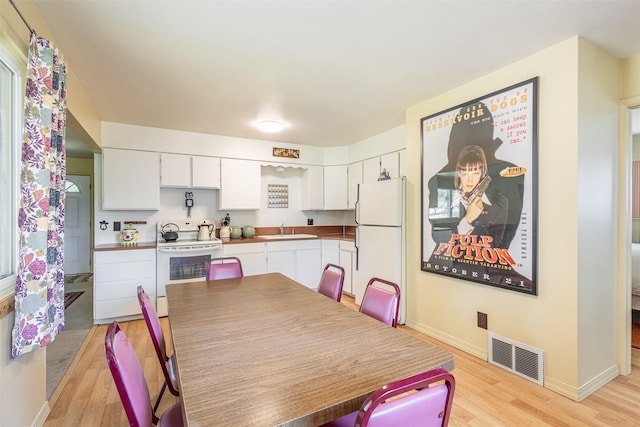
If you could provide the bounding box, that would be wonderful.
[153,381,168,415]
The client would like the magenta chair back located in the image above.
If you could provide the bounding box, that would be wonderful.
[321,368,455,427]
[105,321,184,427]
[137,286,179,414]
[208,256,244,280]
[359,277,401,328]
[317,263,345,302]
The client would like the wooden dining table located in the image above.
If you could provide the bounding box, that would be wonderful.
[166,273,454,427]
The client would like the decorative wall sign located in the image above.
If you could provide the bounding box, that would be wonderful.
[421,78,538,295]
[268,184,289,208]
[273,147,300,159]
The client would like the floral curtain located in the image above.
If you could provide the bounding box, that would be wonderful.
[12,31,67,358]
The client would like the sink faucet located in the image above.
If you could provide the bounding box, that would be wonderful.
[280,223,284,236]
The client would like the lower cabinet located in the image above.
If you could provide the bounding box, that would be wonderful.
[223,242,267,276]
[339,240,356,296]
[267,240,322,289]
[93,248,156,323]
[222,239,326,290]
[321,239,340,269]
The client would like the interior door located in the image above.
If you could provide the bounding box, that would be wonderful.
[64,175,91,274]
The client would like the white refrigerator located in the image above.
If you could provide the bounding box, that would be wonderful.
[354,178,406,324]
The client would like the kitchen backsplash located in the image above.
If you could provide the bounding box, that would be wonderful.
[95,185,353,245]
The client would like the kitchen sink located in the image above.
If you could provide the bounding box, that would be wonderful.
[258,234,318,240]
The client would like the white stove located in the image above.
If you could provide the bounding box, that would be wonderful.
[157,219,222,249]
[156,219,223,316]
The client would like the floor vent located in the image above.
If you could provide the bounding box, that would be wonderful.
[488,332,544,386]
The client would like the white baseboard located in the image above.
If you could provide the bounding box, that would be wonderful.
[31,401,50,427]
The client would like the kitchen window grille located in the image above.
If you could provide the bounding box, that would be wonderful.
[268,184,288,208]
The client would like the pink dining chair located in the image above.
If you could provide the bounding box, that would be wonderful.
[321,368,455,427]
[137,286,180,415]
[105,321,184,427]
[359,277,401,328]
[317,263,346,302]
[207,256,244,280]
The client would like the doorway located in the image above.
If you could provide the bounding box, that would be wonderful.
[48,174,94,399]
[64,175,91,274]
[630,108,640,349]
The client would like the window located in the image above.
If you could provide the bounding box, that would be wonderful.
[0,43,22,292]
[64,179,80,193]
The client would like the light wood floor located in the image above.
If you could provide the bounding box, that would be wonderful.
[45,296,640,426]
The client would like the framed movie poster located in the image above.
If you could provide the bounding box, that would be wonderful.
[421,77,538,295]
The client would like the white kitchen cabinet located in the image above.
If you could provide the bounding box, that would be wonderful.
[321,239,340,269]
[301,166,324,210]
[161,153,221,188]
[192,156,221,188]
[93,248,156,323]
[223,242,267,276]
[381,152,400,179]
[102,148,160,210]
[160,153,191,187]
[219,158,261,210]
[296,246,322,289]
[267,248,297,281]
[347,162,362,210]
[323,165,348,210]
[339,240,356,296]
[363,152,400,183]
[363,157,381,183]
[399,149,407,178]
[267,240,322,289]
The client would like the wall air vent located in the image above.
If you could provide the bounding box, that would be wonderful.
[488,332,544,386]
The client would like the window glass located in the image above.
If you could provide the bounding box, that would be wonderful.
[65,179,80,193]
[0,44,21,292]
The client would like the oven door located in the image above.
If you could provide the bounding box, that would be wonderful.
[156,245,222,316]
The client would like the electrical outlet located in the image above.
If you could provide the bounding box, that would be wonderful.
[113,221,121,232]
[477,312,488,329]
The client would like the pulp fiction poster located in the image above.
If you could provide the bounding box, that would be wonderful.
[421,78,538,295]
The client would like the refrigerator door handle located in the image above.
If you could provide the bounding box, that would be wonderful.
[355,227,359,270]
[355,183,360,225]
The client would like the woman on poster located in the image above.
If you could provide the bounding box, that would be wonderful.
[453,145,508,247]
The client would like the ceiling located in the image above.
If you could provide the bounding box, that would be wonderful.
[28,0,640,157]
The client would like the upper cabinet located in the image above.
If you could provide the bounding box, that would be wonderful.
[347,162,363,210]
[102,148,160,210]
[363,151,401,183]
[323,165,348,210]
[301,166,324,210]
[219,158,261,210]
[192,156,221,188]
[160,153,221,189]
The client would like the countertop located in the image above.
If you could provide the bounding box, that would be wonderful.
[93,242,158,251]
[93,227,355,251]
[222,232,355,244]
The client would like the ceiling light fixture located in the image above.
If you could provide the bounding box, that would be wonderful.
[257,120,284,133]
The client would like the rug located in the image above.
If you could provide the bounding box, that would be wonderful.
[64,273,93,284]
[64,291,84,309]
[633,323,640,349]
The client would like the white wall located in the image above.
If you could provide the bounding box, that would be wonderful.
[576,39,619,387]
[405,37,619,401]
[0,314,48,427]
[348,125,405,163]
